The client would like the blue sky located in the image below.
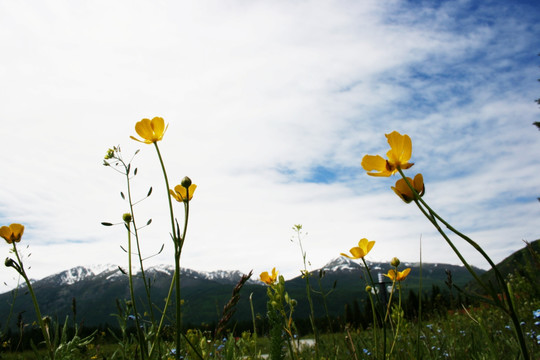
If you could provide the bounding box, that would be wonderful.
[0,0,539,290]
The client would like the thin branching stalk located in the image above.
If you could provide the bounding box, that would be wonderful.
[124,163,156,325]
[293,225,320,358]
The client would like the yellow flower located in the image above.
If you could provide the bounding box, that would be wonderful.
[260,267,278,285]
[384,268,411,282]
[361,131,414,176]
[170,184,197,202]
[340,238,375,260]
[0,224,25,244]
[130,117,168,144]
[391,173,425,203]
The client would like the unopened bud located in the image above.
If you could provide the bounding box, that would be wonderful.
[365,285,372,293]
[122,213,132,224]
[181,176,192,188]
[104,148,115,160]
[391,257,400,267]
[5,257,14,268]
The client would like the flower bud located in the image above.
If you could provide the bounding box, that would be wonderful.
[122,213,132,224]
[5,257,14,268]
[365,285,372,293]
[104,148,115,160]
[181,176,192,188]
[391,257,400,267]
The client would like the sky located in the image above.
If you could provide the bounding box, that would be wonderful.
[1,0,539,291]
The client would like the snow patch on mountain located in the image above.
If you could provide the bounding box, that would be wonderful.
[51,264,119,285]
[322,257,361,272]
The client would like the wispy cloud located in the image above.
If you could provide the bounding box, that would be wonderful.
[0,0,539,290]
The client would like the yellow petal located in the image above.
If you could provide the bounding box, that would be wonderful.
[349,247,365,259]
[413,173,425,195]
[10,224,24,240]
[386,131,412,163]
[187,184,197,200]
[0,226,12,243]
[361,155,391,176]
[135,118,153,140]
[340,252,355,259]
[384,269,396,281]
[151,117,165,136]
[398,268,411,281]
[392,177,414,203]
[357,238,375,256]
[260,271,270,283]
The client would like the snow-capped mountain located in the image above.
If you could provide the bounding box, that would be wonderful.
[30,264,254,288]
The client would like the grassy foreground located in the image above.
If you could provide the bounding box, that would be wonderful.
[1,120,538,359]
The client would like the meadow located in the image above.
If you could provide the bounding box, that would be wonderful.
[1,118,538,359]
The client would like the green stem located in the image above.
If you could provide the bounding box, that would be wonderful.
[12,243,54,360]
[126,224,146,360]
[397,167,529,359]
[152,142,182,359]
[388,282,403,357]
[295,227,319,358]
[361,257,386,359]
[124,162,155,326]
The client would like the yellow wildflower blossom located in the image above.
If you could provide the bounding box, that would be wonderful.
[384,268,411,282]
[170,184,197,202]
[130,117,168,144]
[260,267,278,285]
[340,238,375,260]
[391,173,425,203]
[0,224,25,244]
[361,131,414,177]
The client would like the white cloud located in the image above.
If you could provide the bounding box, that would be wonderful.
[0,0,539,291]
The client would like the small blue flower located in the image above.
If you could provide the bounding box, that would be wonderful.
[217,344,225,351]
[222,337,227,342]
[505,325,511,330]
[169,348,176,355]
[426,324,433,330]
[459,330,466,336]
[520,321,526,326]
[127,314,136,321]
[533,309,540,319]
[534,321,540,326]
[363,348,371,356]
[536,334,540,345]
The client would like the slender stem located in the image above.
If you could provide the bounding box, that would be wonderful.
[361,257,386,358]
[124,162,155,325]
[152,142,182,359]
[12,243,54,360]
[397,167,529,359]
[384,280,396,323]
[126,224,146,360]
[295,227,319,358]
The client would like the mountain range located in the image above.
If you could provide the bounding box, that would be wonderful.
[0,256,485,330]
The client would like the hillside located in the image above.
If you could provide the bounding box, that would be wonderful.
[0,257,485,331]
